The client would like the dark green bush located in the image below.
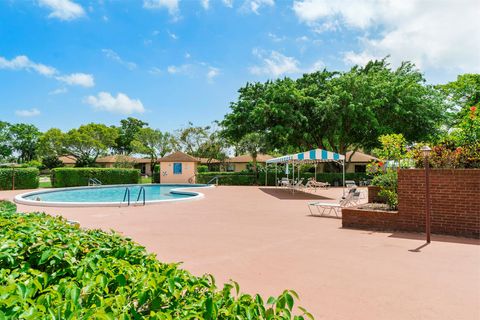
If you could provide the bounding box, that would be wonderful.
[152,165,160,183]
[0,202,312,319]
[51,168,140,188]
[0,168,39,190]
[197,172,370,186]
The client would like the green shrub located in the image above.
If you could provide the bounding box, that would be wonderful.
[197,165,209,173]
[371,170,398,209]
[0,203,312,319]
[197,172,371,186]
[0,168,39,190]
[152,165,160,183]
[51,168,140,188]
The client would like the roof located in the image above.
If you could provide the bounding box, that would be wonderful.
[346,151,378,163]
[59,156,76,164]
[197,157,221,164]
[96,155,152,164]
[228,154,274,163]
[157,151,200,163]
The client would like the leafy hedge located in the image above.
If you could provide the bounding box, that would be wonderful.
[197,172,371,186]
[0,168,39,190]
[0,201,312,319]
[51,168,140,188]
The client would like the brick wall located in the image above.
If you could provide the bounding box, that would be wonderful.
[367,186,386,203]
[343,169,480,238]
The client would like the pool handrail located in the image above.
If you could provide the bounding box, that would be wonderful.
[122,187,130,206]
[136,186,146,206]
[207,176,219,185]
[88,178,102,186]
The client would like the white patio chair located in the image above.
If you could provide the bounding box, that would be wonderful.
[307,188,358,218]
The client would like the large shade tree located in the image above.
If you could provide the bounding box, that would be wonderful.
[222,59,448,162]
[0,121,12,161]
[114,117,148,155]
[63,123,118,167]
[9,123,41,163]
[132,128,177,173]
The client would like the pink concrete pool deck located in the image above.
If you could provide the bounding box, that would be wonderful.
[2,186,480,320]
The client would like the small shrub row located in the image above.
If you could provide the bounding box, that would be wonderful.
[0,168,39,190]
[0,201,312,319]
[197,172,371,186]
[51,168,140,188]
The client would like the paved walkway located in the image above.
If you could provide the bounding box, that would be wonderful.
[2,186,479,319]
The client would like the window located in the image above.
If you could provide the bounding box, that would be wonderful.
[355,165,366,173]
[173,163,182,175]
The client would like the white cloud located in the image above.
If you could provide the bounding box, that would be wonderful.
[249,49,300,76]
[293,0,480,73]
[267,32,285,42]
[309,59,325,72]
[201,0,210,10]
[167,30,178,40]
[206,67,220,82]
[222,0,234,8]
[143,0,179,16]
[49,87,68,95]
[167,64,191,75]
[38,0,85,21]
[102,49,137,70]
[148,67,162,75]
[0,55,57,76]
[15,108,41,117]
[185,52,191,59]
[56,73,94,87]
[0,55,94,88]
[242,0,274,14]
[85,92,145,115]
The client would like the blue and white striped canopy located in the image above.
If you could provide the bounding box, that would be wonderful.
[266,148,345,164]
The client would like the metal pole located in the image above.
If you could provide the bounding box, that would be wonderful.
[342,159,345,197]
[314,162,317,181]
[424,156,431,243]
[275,163,277,187]
[265,163,268,186]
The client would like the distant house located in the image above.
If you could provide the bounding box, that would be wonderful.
[59,155,153,176]
[345,151,377,173]
[197,157,222,171]
[226,154,274,172]
[96,155,152,176]
[157,151,200,184]
[316,151,377,173]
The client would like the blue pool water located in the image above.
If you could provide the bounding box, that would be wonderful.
[21,184,208,204]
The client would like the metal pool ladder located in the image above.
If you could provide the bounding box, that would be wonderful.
[88,178,102,186]
[121,187,130,206]
[135,186,146,206]
[121,186,146,206]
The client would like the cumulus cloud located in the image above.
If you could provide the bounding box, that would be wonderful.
[247,0,274,14]
[0,55,94,87]
[0,55,57,76]
[293,0,480,73]
[249,49,300,76]
[56,73,94,87]
[201,0,210,10]
[167,64,192,75]
[85,92,145,115]
[15,108,41,117]
[222,0,234,8]
[206,67,220,82]
[143,0,179,16]
[102,49,137,70]
[49,87,68,95]
[38,0,85,21]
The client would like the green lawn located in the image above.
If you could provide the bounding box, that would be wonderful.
[39,181,52,188]
[140,176,152,184]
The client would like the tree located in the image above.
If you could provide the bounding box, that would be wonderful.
[237,132,267,176]
[114,117,148,155]
[37,128,66,169]
[196,130,229,168]
[222,59,448,162]
[0,121,12,160]
[437,74,480,111]
[10,123,40,163]
[177,123,210,156]
[63,123,118,167]
[132,128,176,173]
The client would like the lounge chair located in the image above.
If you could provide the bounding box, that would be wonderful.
[307,188,359,218]
[306,178,330,190]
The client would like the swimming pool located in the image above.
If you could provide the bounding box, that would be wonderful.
[15,184,212,207]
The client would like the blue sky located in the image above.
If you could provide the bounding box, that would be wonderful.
[1,0,478,132]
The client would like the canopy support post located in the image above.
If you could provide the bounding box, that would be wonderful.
[314,162,317,181]
[275,163,277,188]
[265,163,268,186]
